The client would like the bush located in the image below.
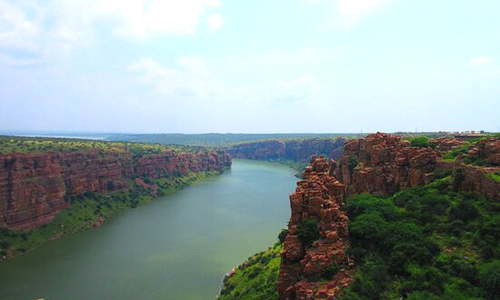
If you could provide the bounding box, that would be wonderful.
[409,136,430,148]
[479,260,500,299]
[278,228,288,244]
[297,219,320,247]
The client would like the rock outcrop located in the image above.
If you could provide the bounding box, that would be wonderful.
[336,133,440,196]
[227,138,346,162]
[430,137,466,152]
[0,150,231,229]
[337,133,499,200]
[460,137,500,166]
[278,156,353,300]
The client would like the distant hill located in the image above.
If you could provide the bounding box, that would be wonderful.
[105,133,364,147]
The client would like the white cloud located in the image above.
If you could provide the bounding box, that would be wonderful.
[0,0,224,65]
[283,74,320,102]
[204,0,221,7]
[130,57,218,97]
[206,14,223,31]
[471,56,493,66]
[94,0,222,38]
[306,0,393,26]
[337,0,392,26]
[285,74,319,91]
[0,0,39,51]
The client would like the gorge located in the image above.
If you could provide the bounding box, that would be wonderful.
[0,159,298,300]
[1,133,499,300]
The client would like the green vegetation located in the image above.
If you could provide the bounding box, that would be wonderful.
[218,243,282,300]
[485,172,500,183]
[215,176,500,300]
[297,219,321,247]
[406,136,431,148]
[106,133,363,147]
[0,135,198,155]
[0,171,217,259]
[442,144,472,162]
[341,178,500,300]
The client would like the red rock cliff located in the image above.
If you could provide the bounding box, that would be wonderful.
[278,156,353,300]
[0,150,231,230]
[336,133,499,199]
[336,133,439,196]
[227,138,346,162]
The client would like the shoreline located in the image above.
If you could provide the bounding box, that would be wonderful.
[0,169,229,261]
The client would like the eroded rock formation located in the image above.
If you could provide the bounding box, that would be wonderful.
[227,138,346,162]
[336,133,440,196]
[0,150,231,229]
[337,133,499,200]
[278,156,353,300]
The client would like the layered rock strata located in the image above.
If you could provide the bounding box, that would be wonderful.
[227,138,346,162]
[278,156,353,300]
[337,133,499,199]
[336,133,439,196]
[0,149,231,229]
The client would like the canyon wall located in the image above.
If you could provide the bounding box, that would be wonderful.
[0,149,231,230]
[227,138,346,162]
[336,133,499,199]
[278,156,353,300]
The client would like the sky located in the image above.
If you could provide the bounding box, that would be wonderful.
[0,0,499,134]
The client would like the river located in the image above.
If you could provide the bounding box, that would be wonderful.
[0,159,297,300]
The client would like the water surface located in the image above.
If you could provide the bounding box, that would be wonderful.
[0,159,296,300]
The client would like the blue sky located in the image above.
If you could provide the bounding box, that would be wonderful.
[0,0,498,133]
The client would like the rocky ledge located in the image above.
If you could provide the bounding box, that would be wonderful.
[0,149,231,230]
[336,132,499,200]
[278,156,354,300]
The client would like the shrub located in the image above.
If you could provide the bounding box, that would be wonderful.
[479,260,500,299]
[278,228,288,244]
[409,136,430,148]
[297,219,320,247]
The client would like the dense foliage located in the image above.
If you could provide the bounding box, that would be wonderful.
[0,171,216,259]
[218,243,282,300]
[341,178,500,300]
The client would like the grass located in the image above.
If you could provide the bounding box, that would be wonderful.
[485,172,500,183]
[218,243,282,300]
[0,171,219,259]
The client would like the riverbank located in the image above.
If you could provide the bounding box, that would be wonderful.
[0,170,223,260]
[0,159,297,300]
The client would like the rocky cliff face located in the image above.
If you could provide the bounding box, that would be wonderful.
[278,156,353,300]
[0,150,231,229]
[336,133,499,199]
[336,133,439,196]
[227,138,346,162]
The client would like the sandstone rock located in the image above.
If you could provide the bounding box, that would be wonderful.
[278,156,353,300]
[430,137,466,152]
[0,149,232,230]
[336,132,440,197]
[337,133,499,200]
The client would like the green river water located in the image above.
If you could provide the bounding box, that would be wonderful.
[0,159,297,300]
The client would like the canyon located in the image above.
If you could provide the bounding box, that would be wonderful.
[0,149,231,230]
[226,138,346,163]
[275,133,499,300]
